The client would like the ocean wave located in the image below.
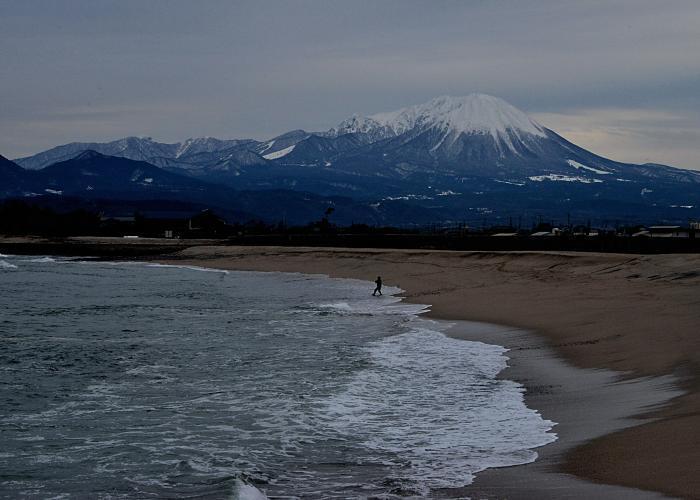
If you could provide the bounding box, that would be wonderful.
[76,260,145,266]
[311,297,429,317]
[146,263,229,274]
[22,256,56,263]
[0,260,18,269]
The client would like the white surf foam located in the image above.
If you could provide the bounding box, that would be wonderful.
[75,260,145,266]
[146,263,229,274]
[322,323,557,489]
[0,260,18,269]
[313,287,429,317]
[233,479,268,500]
[73,260,229,274]
[317,301,354,312]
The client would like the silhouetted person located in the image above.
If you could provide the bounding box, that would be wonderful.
[372,276,383,296]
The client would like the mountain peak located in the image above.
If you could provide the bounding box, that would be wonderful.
[332,93,545,142]
[375,93,545,137]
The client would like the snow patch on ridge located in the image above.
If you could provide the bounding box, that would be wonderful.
[529,174,603,184]
[567,159,611,175]
[263,144,295,160]
[494,179,525,186]
[174,137,231,158]
[259,141,275,154]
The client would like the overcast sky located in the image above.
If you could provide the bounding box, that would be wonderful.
[2,0,699,169]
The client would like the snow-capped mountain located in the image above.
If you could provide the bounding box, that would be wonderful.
[287,94,697,185]
[330,94,545,145]
[317,93,551,168]
[272,93,601,176]
[8,93,700,224]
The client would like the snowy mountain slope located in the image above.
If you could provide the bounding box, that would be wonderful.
[174,137,246,158]
[255,130,310,158]
[326,115,398,143]
[304,95,700,187]
[150,142,268,173]
[273,133,372,166]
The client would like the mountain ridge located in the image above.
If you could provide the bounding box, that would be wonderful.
[14,94,693,174]
[6,94,700,225]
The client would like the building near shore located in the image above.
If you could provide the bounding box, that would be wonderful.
[634,226,691,238]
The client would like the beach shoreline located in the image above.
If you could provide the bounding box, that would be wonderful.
[2,238,699,498]
[153,244,699,499]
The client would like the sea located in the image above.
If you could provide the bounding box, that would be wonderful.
[0,254,556,499]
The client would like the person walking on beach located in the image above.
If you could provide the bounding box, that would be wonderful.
[372,276,383,296]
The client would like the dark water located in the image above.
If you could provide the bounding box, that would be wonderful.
[0,256,555,498]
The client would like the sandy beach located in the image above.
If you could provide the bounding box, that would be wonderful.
[155,245,700,499]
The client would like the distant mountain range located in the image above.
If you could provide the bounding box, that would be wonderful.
[0,151,443,225]
[5,94,700,225]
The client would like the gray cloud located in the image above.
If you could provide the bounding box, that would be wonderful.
[1,0,698,169]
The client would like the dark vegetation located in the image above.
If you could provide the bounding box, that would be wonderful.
[0,200,101,236]
[1,199,699,255]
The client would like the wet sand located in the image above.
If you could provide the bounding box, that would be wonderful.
[158,245,700,499]
[441,321,680,499]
